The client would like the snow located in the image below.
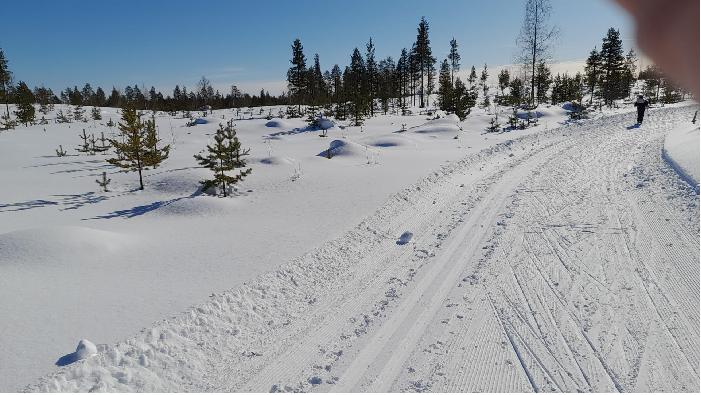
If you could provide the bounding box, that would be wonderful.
[75,340,98,360]
[663,121,700,192]
[0,98,698,392]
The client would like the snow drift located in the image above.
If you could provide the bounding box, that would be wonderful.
[662,123,700,192]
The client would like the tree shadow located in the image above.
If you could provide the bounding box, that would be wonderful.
[25,159,103,169]
[55,352,78,367]
[0,199,59,213]
[85,189,202,220]
[52,192,110,211]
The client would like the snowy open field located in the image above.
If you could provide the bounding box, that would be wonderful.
[0,100,698,392]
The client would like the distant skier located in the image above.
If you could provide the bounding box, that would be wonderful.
[634,95,648,124]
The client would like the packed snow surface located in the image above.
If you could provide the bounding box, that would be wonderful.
[0,100,698,392]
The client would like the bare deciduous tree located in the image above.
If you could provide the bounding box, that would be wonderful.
[514,0,560,106]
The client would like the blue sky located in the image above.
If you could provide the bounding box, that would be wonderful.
[0,0,634,97]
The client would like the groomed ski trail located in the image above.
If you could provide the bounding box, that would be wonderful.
[25,106,699,393]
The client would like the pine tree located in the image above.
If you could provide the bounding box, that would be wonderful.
[107,107,170,190]
[468,65,477,89]
[498,69,510,99]
[396,48,410,112]
[480,64,489,103]
[77,129,92,155]
[95,87,106,107]
[584,46,602,104]
[437,59,453,112]
[91,106,102,120]
[413,17,435,108]
[14,81,35,126]
[366,38,378,117]
[534,60,552,104]
[142,116,169,169]
[0,46,12,120]
[348,47,368,125]
[73,104,86,122]
[194,121,252,197]
[287,39,307,113]
[599,28,626,106]
[96,172,111,192]
[509,77,524,106]
[622,48,638,99]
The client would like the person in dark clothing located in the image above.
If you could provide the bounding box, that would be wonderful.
[634,95,649,123]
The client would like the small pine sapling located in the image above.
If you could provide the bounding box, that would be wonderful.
[106,118,115,128]
[193,121,252,197]
[93,132,111,155]
[39,116,49,125]
[73,104,86,122]
[266,109,273,120]
[96,171,111,192]
[91,107,102,120]
[1,111,16,130]
[508,108,519,129]
[77,129,92,155]
[486,117,501,133]
[107,107,170,190]
[56,145,67,157]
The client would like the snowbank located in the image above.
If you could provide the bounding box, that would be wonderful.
[662,122,699,192]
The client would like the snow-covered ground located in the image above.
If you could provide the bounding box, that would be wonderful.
[0,99,698,392]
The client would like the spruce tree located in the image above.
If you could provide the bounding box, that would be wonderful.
[413,17,435,108]
[107,107,170,190]
[584,47,602,104]
[91,106,102,120]
[73,104,86,122]
[0,46,12,119]
[366,38,378,117]
[534,60,552,104]
[437,59,453,112]
[622,48,638,99]
[194,121,252,197]
[14,81,35,126]
[498,69,510,99]
[287,39,307,113]
[467,66,477,88]
[480,64,489,101]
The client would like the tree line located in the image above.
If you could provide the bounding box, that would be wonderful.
[0,0,692,131]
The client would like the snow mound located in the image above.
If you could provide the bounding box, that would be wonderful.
[318,118,336,130]
[75,340,97,360]
[317,139,367,158]
[0,226,129,265]
[361,135,414,148]
[662,123,700,191]
[265,120,291,128]
[410,114,462,137]
[258,156,295,166]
